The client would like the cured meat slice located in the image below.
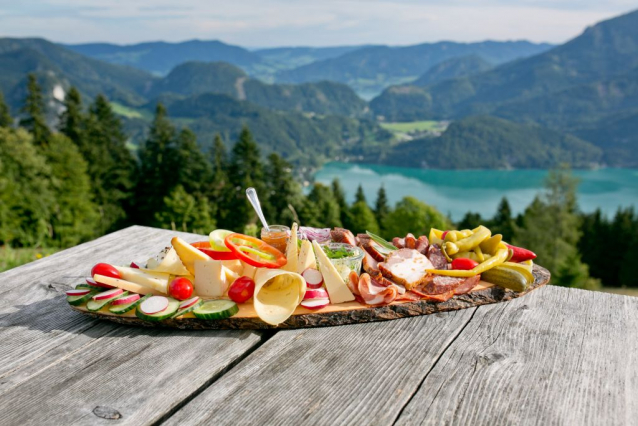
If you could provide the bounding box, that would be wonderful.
[347,271,361,296]
[392,237,405,249]
[368,269,399,288]
[405,233,417,249]
[453,275,481,295]
[427,244,448,270]
[360,239,386,262]
[361,249,379,274]
[378,249,434,290]
[416,236,429,255]
[357,234,371,246]
[330,228,356,246]
[358,273,398,305]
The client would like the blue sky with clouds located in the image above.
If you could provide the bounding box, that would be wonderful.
[0,1,635,47]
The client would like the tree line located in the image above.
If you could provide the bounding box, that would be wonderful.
[0,74,633,289]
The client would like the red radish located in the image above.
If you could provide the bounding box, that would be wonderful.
[300,298,330,310]
[66,289,90,297]
[111,293,141,306]
[92,288,124,301]
[87,277,114,289]
[302,268,323,289]
[179,296,200,310]
[91,263,121,280]
[130,262,143,269]
[140,296,169,314]
[304,288,329,300]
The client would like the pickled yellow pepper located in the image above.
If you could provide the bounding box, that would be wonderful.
[427,247,509,277]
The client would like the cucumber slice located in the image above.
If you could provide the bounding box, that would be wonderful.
[171,300,203,319]
[86,291,129,312]
[193,300,238,320]
[75,283,93,290]
[135,297,179,321]
[109,294,150,315]
[67,290,98,306]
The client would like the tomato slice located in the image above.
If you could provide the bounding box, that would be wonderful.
[191,241,237,261]
[224,233,287,269]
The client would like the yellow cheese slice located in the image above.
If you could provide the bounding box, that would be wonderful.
[241,261,258,280]
[253,269,306,325]
[146,247,190,276]
[297,239,316,274]
[221,259,243,276]
[283,223,298,272]
[171,237,209,275]
[312,240,355,304]
[93,274,165,296]
[114,266,170,293]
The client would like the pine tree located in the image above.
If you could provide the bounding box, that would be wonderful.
[59,87,84,145]
[135,103,177,225]
[224,126,268,230]
[265,152,303,225]
[374,185,390,232]
[355,184,366,204]
[457,212,483,230]
[349,201,380,234]
[175,128,211,195]
[491,197,515,241]
[331,179,350,229]
[19,74,50,147]
[155,185,215,234]
[578,209,610,285]
[85,94,137,232]
[0,92,11,128]
[209,134,231,224]
[302,183,342,228]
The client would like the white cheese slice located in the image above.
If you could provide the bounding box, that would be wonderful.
[93,274,165,296]
[297,239,316,274]
[146,247,190,276]
[114,266,170,293]
[193,259,229,298]
[283,223,298,272]
[241,261,258,280]
[311,240,355,304]
[221,259,243,276]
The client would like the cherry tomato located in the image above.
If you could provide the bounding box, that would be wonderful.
[91,263,121,279]
[169,277,194,301]
[228,276,255,303]
[451,258,479,270]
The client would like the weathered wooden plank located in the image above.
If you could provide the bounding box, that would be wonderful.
[0,226,263,407]
[162,308,477,426]
[0,326,265,425]
[393,286,638,426]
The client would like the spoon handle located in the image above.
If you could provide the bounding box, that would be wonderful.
[246,187,270,231]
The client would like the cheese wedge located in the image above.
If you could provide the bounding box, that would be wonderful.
[93,274,165,296]
[114,266,170,293]
[297,239,316,274]
[221,259,243,276]
[241,261,258,280]
[193,259,228,297]
[282,223,298,272]
[146,247,190,276]
[254,269,306,325]
[171,237,209,275]
[312,240,355,304]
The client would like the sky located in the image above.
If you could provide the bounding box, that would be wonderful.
[0,0,635,47]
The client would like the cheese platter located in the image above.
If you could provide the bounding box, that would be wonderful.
[68,215,550,329]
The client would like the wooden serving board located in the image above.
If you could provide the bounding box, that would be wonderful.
[71,265,550,329]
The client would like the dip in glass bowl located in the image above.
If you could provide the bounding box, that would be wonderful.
[320,242,365,282]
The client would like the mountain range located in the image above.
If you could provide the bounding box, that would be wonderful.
[1,8,637,169]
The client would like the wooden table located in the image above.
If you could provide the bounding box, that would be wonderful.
[1,226,636,425]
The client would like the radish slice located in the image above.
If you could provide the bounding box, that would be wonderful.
[111,293,141,306]
[130,262,143,269]
[179,296,200,310]
[302,268,323,289]
[140,296,169,314]
[93,288,124,301]
[304,288,329,300]
[300,298,330,310]
[66,289,90,297]
[87,277,114,289]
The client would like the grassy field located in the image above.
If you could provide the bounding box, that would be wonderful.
[380,120,446,133]
[0,246,59,272]
[110,102,152,120]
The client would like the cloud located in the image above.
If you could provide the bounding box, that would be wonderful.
[0,0,634,46]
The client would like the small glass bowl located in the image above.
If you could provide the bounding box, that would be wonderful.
[320,242,365,282]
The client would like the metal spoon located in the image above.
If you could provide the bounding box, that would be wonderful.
[246,187,270,231]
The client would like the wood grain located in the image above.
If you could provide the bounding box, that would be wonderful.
[393,286,638,426]
[70,266,550,330]
[162,308,477,426]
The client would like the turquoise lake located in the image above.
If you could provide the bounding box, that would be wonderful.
[313,162,638,221]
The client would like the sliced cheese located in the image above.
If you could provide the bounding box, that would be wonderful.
[171,236,209,275]
[193,259,228,297]
[311,240,355,304]
[114,266,170,293]
[241,261,258,280]
[221,259,243,276]
[297,239,316,274]
[283,223,298,272]
[93,274,165,296]
[146,246,190,276]
[254,269,306,326]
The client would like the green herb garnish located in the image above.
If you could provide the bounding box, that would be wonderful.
[322,245,353,259]
[366,231,398,252]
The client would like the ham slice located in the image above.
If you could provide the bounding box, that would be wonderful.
[347,271,361,296]
[358,273,398,305]
[331,228,356,246]
[361,249,379,274]
[378,249,434,290]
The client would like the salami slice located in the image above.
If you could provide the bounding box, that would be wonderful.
[427,244,448,269]
[453,275,481,295]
